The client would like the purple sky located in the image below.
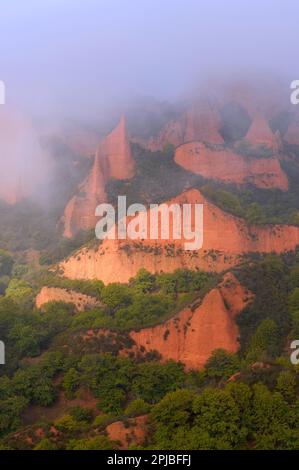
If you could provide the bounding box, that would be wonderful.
[0,0,298,119]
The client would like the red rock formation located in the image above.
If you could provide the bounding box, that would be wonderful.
[97,115,135,180]
[59,189,299,284]
[245,113,278,149]
[62,116,135,237]
[146,119,184,151]
[174,141,288,190]
[63,152,107,237]
[106,415,148,449]
[146,101,223,151]
[36,286,100,311]
[130,273,252,370]
[183,102,224,144]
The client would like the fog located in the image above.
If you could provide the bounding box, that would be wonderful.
[0,0,298,205]
[0,0,298,119]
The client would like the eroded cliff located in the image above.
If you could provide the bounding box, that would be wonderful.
[62,116,135,237]
[36,286,100,311]
[59,189,299,284]
[146,101,223,151]
[130,273,253,369]
[174,141,288,190]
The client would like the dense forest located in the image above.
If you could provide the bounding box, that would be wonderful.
[0,244,299,449]
[0,140,299,450]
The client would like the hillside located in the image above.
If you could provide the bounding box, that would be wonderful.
[1,84,299,451]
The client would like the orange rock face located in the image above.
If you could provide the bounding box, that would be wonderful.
[174,142,289,190]
[63,152,107,237]
[146,119,184,151]
[106,415,148,449]
[183,102,224,144]
[62,116,135,237]
[245,114,278,149]
[36,287,99,311]
[59,189,299,284]
[147,101,223,151]
[97,115,135,180]
[130,273,252,370]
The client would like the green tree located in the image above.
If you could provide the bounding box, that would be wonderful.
[34,438,59,450]
[245,203,265,225]
[101,283,132,310]
[125,399,150,417]
[275,370,297,402]
[63,368,80,399]
[8,324,44,357]
[13,367,56,406]
[0,250,14,276]
[248,383,297,449]
[66,436,114,450]
[132,361,185,404]
[289,288,299,336]
[192,388,246,449]
[5,278,33,306]
[0,396,28,436]
[246,319,280,362]
[205,349,240,380]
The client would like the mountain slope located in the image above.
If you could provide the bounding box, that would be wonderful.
[59,188,299,284]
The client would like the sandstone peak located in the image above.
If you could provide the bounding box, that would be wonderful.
[62,152,107,238]
[62,115,135,237]
[130,272,253,370]
[245,113,277,149]
[183,101,224,144]
[144,101,223,151]
[97,115,135,180]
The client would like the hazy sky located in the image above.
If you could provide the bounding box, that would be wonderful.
[0,0,298,119]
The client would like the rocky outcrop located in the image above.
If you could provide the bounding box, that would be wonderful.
[245,113,278,149]
[62,116,135,237]
[183,102,224,144]
[174,142,288,190]
[62,152,107,237]
[106,415,148,449]
[146,101,223,151]
[97,115,135,180]
[59,189,299,284]
[36,286,99,311]
[130,273,253,370]
[146,119,184,151]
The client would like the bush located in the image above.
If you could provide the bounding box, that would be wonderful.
[34,438,59,450]
[246,319,280,363]
[125,399,150,417]
[205,349,240,380]
[0,250,14,276]
[66,436,114,450]
[69,406,93,423]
